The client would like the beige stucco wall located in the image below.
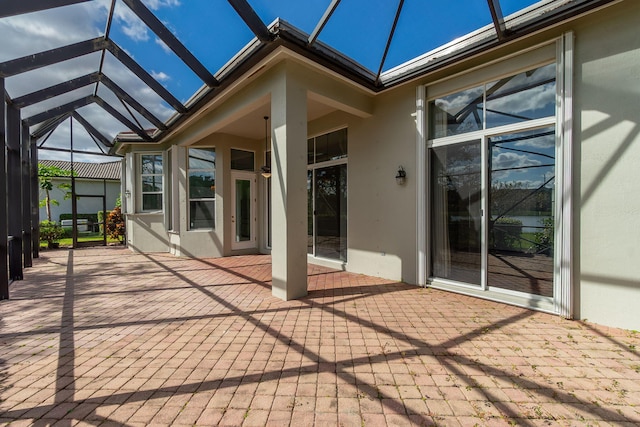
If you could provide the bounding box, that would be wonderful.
[126,213,169,253]
[120,2,640,329]
[337,86,419,283]
[572,0,640,330]
[40,178,120,223]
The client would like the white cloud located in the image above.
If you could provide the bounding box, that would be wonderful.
[0,4,106,62]
[493,151,541,170]
[151,70,171,82]
[143,0,181,11]
[435,86,483,116]
[155,37,173,54]
[514,133,555,149]
[0,0,181,161]
[487,83,556,117]
[113,0,182,43]
[114,2,150,42]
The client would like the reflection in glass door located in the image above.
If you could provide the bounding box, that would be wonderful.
[428,61,560,306]
[308,165,347,261]
[315,165,347,261]
[231,172,256,250]
[430,141,482,285]
[488,127,555,296]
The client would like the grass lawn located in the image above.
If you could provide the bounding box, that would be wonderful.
[40,232,122,249]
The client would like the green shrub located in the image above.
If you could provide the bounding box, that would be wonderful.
[97,211,105,234]
[106,206,125,243]
[491,217,523,251]
[534,217,554,255]
[39,220,65,248]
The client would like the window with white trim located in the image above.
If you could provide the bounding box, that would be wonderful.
[140,153,163,212]
[188,148,216,230]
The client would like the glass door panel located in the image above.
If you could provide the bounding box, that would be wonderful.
[314,164,347,261]
[488,127,555,296]
[235,179,251,242]
[231,172,256,250]
[430,141,482,285]
[307,170,313,254]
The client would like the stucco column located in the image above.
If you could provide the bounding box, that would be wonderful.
[270,67,308,300]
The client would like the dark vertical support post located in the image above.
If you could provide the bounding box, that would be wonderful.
[7,102,23,280]
[0,77,9,299]
[70,117,77,248]
[31,138,39,259]
[103,179,107,246]
[22,122,32,267]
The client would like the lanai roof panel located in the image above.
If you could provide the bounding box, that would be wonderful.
[0,0,621,160]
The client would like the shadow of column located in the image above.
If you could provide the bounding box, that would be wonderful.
[52,250,76,426]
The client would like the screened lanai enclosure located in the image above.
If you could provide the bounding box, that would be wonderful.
[0,0,626,319]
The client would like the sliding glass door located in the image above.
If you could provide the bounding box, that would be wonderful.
[488,127,555,297]
[428,61,558,302]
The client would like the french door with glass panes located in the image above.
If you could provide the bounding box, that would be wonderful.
[307,128,348,262]
[428,61,559,306]
[231,171,256,250]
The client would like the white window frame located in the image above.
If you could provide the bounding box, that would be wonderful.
[307,127,348,263]
[187,147,216,231]
[139,152,163,213]
[417,34,574,317]
[166,147,180,232]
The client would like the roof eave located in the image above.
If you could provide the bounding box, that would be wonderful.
[379,0,621,87]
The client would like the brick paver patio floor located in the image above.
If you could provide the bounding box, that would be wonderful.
[1,246,639,426]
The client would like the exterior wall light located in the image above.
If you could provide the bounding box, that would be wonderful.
[260,115,271,178]
[260,166,271,178]
[396,166,406,185]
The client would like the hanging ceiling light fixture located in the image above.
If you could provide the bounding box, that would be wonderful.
[260,115,271,178]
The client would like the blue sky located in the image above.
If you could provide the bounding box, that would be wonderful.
[1,0,542,160]
[111,0,542,103]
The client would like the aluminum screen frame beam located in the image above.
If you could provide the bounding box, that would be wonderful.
[0,0,91,19]
[100,74,166,130]
[11,72,100,109]
[227,0,272,42]
[308,0,341,46]
[21,122,33,269]
[32,113,72,140]
[487,0,507,40]
[12,69,165,135]
[30,139,39,260]
[39,146,114,156]
[122,0,217,87]
[72,111,114,148]
[0,37,108,78]
[92,96,152,142]
[105,40,186,113]
[0,77,8,299]
[26,94,150,142]
[23,96,94,127]
[375,0,404,84]
[6,103,23,281]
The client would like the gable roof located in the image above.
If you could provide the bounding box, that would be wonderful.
[39,160,121,181]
